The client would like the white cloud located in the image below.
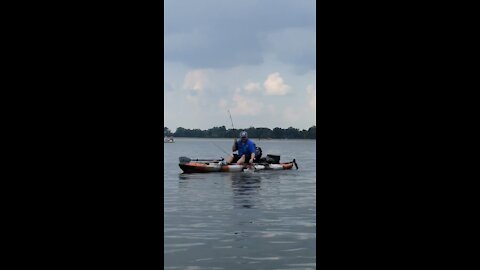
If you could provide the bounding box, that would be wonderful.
[244,82,261,93]
[283,106,301,123]
[183,69,210,92]
[230,93,264,116]
[164,0,316,130]
[307,83,316,110]
[264,72,290,95]
[186,94,200,106]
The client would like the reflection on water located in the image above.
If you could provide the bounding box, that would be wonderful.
[166,138,316,270]
[230,173,261,209]
[178,172,262,209]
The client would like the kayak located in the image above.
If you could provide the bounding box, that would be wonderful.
[179,160,297,173]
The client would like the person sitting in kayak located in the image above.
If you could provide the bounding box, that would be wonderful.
[225,131,256,164]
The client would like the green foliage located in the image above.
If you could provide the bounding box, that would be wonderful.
[272,127,284,139]
[307,126,316,139]
[164,125,316,139]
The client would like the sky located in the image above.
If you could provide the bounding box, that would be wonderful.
[164,0,316,132]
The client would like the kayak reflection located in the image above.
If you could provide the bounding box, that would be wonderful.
[229,173,261,209]
[176,171,264,209]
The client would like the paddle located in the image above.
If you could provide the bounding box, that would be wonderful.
[179,156,224,163]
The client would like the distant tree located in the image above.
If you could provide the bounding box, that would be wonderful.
[192,129,204,137]
[256,127,273,139]
[208,126,227,138]
[301,129,308,139]
[284,127,300,139]
[272,128,284,139]
[246,126,258,139]
[174,127,187,137]
[225,128,236,139]
[307,126,316,139]
[171,125,316,139]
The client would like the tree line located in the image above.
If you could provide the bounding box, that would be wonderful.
[164,126,316,139]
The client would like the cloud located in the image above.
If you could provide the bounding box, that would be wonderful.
[164,0,315,69]
[165,29,264,68]
[183,70,209,92]
[264,73,290,95]
[244,82,261,93]
[307,83,316,110]
[283,107,301,123]
[264,27,316,73]
[230,93,264,116]
[186,94,199,106]
[164,82,175,92]
[164,0,317,130]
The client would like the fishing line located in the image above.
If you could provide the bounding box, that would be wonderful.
[211,142,230,155]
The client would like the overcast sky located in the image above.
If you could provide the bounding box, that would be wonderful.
[164,0,316,132]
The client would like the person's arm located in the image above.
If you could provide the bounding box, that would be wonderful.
[249,142,256,163]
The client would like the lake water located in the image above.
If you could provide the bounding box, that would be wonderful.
[164,138,316,270]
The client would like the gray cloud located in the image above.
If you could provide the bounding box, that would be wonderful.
[165,28,264,68]
[164,82,175,92]
[263,27,316,73]
[164,0,316,69]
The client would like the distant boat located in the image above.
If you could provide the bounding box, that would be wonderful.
[164,136,175,143]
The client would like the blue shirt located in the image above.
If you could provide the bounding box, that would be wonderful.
[236,139,256,156]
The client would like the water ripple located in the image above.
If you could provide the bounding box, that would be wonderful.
[165,138,316,270]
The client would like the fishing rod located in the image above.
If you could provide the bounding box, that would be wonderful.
[227,109,235,141]
[227,109,239,152]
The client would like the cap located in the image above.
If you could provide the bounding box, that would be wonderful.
[240,131,248,138]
